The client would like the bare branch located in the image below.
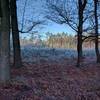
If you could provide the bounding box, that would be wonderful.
[82,0,87,10]
[21,0,28,31]
[19,20,45,33]
[45,1,78,32]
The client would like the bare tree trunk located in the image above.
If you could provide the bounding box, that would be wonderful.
[10,0,22,68]
[0,0,10,83]
[76,0,83,67]
[76,0,87,67]
[0,1,1,58]
[94,0,100,63]
[77,33,83,67]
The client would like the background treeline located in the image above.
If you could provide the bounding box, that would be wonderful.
[20,32,96,49]
[20,32,76,48]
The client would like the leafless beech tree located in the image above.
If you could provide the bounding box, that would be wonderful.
[45,0,88,67]
[10,0,45,68]
[0,0,10,83]
[94,0,100,63]
[10,0,22,68]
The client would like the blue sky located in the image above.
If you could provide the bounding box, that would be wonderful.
[40,22,75,34]
[17,0,76,38]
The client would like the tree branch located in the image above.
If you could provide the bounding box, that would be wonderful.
[19,21,44,33]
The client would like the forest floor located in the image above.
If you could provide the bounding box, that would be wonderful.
[0,48,100,100]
